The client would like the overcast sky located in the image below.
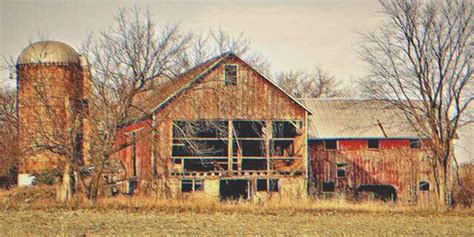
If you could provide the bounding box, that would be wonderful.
[0,0,471,163]
[0,0,381,85]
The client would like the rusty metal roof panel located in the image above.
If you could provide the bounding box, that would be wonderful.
[299,98,420,139]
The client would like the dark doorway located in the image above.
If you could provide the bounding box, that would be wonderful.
[220,179,249,201]
[355,184,397,202]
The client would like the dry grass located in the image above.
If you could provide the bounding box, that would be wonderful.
[1,186,473,235]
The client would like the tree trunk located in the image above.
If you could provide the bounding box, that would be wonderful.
[57,162,74,203]
[437,163,449,209]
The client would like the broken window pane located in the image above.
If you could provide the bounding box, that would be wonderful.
[224,65,237,85]
[183,158,228,172]
[272,121,301,138]
[173,120,228,138]
[172,140,228,157]
[233,140,266,157]
[233,121,265,138]
[270,140,295,157]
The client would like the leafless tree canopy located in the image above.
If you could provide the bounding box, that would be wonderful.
[275,67,346,98]
[359,0,472,207]
[0,89,18,186]
[178,27,271,76]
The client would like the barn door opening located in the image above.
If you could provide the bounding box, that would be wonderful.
[219,179,250,201]
[355,184,397,202]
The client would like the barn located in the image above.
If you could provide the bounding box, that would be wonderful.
[301,99,435,204]
[115,53,311,201]
[14,41,435,204]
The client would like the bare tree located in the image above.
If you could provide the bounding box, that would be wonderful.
[178,27,271,76]
[275,67,346,98]
[0,88,18,188]
[359,0,472,208]
[80,7,191,202]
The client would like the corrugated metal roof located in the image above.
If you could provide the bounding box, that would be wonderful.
[299,98,420,139]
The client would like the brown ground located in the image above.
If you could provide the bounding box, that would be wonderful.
[1,187,472,235]
[1,210,473,235]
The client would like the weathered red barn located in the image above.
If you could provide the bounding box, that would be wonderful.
[300,99,435,204]
[116,53,311,200]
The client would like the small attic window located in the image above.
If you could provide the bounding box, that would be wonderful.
[224,65,237,85]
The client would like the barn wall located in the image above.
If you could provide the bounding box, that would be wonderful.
[309,139,435,205]
[118,55,308,199]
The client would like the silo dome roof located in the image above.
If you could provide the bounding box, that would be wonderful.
[17,41,80,65]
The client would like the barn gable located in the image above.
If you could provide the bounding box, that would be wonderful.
[124,52,311,125]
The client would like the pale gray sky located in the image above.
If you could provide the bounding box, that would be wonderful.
[1,0,381,84]
[0,0,472,163]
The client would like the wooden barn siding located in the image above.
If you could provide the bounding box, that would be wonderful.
[116,120,154,180]
[309,139,434,204]
[118,55,307,185]
[17,64,85,173]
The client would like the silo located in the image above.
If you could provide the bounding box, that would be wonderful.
[16,41,90,186]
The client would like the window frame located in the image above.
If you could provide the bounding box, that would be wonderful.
[223,64,238,86]
[180,179,204,193]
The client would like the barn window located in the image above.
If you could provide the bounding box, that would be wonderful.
[410,139,421,149]
[336,163,346,178]
[269,179,279,192]
[419,181,430,191]
[256,179,279,192]
[224,65,237,85]
[181,179,204,193]
[322,181,335,192]
[256,179,267,191]
[324,140,337,150]
[336,169,346,178]
[368,139,379,149]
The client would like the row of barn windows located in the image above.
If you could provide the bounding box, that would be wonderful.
[321,181,430,192]
[327,162,430,192]
[323,139,422,150]
[180,179,279,193]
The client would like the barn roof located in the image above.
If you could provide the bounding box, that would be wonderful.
[122,53,311,126]
[299,98,421,139]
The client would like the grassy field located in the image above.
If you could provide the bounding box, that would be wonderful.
[1,209,473,235]
[0,186,473,235]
